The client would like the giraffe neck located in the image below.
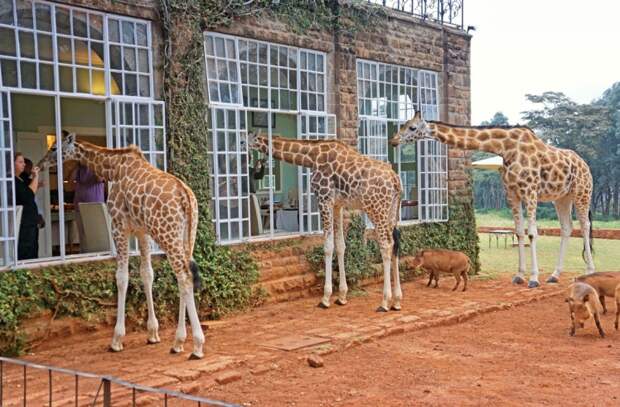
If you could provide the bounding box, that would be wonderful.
[429,122,510,155]
[75,142,142,181]
[256,136,320,169]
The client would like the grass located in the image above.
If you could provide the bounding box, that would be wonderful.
[476,209,620,230]
[477,234,620,278]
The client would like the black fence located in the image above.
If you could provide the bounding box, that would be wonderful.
[0,356,239,406]
[368,0,464,29]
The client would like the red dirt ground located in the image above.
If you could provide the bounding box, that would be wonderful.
[4,273,620,406]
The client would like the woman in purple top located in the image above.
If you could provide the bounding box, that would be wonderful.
[72,164,105,252]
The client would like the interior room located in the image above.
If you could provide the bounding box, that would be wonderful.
[11,94,108,261]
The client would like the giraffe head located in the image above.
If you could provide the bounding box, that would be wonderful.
[38,130,79,170]
[245,129,268,153]
[389,111,431,146]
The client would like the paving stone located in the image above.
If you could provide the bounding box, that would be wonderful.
[399,315,421,323]
[163,368,201,381]
[215,370,242,385]
[260,335,331,351]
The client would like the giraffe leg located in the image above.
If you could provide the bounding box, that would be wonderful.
[318,202,334,309]
[110,228,129,352]
[170,295,186,354]
[138,234,160,345]
[575,203,595,274]
[334,206,348,306]
[376,229,393,313]
[169,249,205,360]
[390,233,402,311]
[525,197,540,288]
[507,195,527,285]
[548,197,573,284]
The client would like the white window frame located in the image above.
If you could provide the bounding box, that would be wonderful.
[0,1,164,271]
[204,32,331,244]
[356,58,448,224]
[298,112,336,234]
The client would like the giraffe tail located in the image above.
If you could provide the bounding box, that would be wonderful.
[190,259,201,291]
[582,209,594,262]
[392,228,401,258]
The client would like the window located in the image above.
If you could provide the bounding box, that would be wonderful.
[0,1,154,97]
[0,1,163,270]
[204,35,241,105]
[356,59,447,223]
[204,32,332,244]
[107,16,152,97]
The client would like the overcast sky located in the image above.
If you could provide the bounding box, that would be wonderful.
[466,0,620,125]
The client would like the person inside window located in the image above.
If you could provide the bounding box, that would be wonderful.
[14,152,40,260]
[72,163,105,253]
[249,157,266,194]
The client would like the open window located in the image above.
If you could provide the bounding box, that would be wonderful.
[356,59,448,224]
[0,1,162,270]
[204,32,332,244]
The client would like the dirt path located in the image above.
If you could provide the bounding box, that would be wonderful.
[3,273,620,406]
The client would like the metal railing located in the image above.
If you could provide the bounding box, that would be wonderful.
[0,357,239,406]
[367,0,465,29]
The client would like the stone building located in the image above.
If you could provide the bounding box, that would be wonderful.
[0,1,475,292]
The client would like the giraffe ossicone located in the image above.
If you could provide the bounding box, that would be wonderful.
[247,130,403,311]
[391,112,595,287]
[39,132,206,359]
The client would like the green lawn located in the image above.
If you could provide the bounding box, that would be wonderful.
[478,234,620,278]
[475,209,620,277]
[476,209,620,230]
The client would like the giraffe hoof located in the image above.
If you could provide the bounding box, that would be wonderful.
[390,305,401,312]
[170,347,183,354]
[376,306,389,313]
[546,276,559,284]
[527,280,540,289]
[188,352,203,360]
[108,345,123,353]
[335,298,347,306]
[146,338,160,345]
[317,302,330,309]
[512,275,525,285]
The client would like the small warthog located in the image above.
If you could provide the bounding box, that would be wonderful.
[566,282,606,338]
[408,249,471,292]
[575,272,620,328]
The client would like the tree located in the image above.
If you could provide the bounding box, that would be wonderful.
[472,112,511,210]
[522,90,616,217]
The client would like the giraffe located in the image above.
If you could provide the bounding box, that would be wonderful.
[38,133,205,359]
[390,112,595,288]
[246,131,403,311]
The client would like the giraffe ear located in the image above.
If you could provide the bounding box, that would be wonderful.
[414,111,421,120]
[66,132,77,144]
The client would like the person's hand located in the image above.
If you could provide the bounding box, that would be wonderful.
[31,166,40,177]
[255,159,263,170]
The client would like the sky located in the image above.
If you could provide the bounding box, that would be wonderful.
[466,0,620,125]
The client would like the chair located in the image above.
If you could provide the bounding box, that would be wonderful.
[78,202,114,252]
[249,193,263,236]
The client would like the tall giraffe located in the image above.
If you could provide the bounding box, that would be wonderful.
[390,112,595,288]
[38,133,205,359]
[247,131,403,311]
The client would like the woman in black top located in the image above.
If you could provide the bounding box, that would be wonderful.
[14,152,40,260]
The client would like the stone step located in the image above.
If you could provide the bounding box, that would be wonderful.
[257,273,319,298]
[258,260,313,282]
